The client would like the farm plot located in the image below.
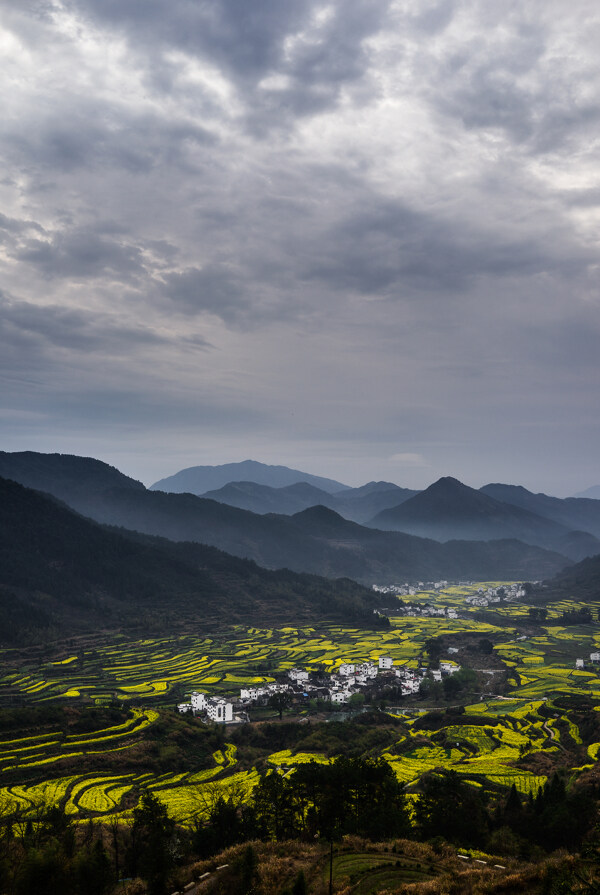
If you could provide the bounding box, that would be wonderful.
[0,742,249,826]
[0,613,506,705]
[0,708,158,774]
[382,708,553,795]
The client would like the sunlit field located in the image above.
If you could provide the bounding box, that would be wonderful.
[1,582,600,826]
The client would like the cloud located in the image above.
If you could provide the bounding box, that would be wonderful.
[1,0,599,493]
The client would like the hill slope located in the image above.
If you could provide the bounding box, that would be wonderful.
[0,477,379,643]
[370,477,594,560]
[151,460,348,494]
[481,483,600,540]
[0,453,571,583]
[200,479,417,523]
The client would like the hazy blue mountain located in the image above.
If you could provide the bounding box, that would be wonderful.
[573,485,600,500]
[545,550,600,601]
[0,452,571,583]
[0,476,379,642]
[201,480,335,515]
[151,460,348,494]
[481,483,600,539]
[0,450,144,511]
[369,477,595,561]
[331,484,418,523]
[200,479,417,523]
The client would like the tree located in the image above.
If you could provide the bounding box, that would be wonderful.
[268,691,291,720]
[128,791,177,895]
[415,770,488,847]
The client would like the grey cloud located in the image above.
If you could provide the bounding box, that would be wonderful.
[73,0,392,127]
[14,228,145,281]
[0,294,208,355]
[161,266,248,322]
[297,194,592,298]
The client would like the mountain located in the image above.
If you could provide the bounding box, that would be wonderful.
[573,485,600,500]
[0,450,144,510]
[481,483,600,540]
[151,460,348,495]
[0,476,379,643]
[0,453,571,583]
[544,551,600,602]
[200,479,418,523]
[369,477,596,561]
[201,480,336,515]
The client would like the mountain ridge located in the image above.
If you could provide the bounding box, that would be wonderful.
[151,460,348,495]
[0,453,570,584]
[370,477,599,561]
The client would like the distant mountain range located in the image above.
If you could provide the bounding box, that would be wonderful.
[151,460,348,494]
[573,485,600,500]
[147,459,600,562]
[199,480,417,523]
[0,476,379,643]
[0,452,571,586]
[369,477,600,561]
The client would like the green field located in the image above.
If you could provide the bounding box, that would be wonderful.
[1,581,599,827]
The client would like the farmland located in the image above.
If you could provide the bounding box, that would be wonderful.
[1,581,600,829]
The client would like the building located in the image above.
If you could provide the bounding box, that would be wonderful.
[439,661,461,675]
[177,703,192,713]
[576,658,585,669]
[378,656,393,670]
[289,668,309,682]
[330,690,348,704]
[206,697,233,723]
[191,692,207,711]
[339,663,355,676]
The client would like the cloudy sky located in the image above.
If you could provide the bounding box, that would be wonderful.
[1,0,599,494]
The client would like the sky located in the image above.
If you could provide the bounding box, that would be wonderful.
[1,0,599,495]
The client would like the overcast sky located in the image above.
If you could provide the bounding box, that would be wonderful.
[1,0,599,494]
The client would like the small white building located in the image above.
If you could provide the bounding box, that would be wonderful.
[590,652,600,663]
[206,697,233,723]
[339,663,356,676]
[191,692,207,711]
[177,703,192,713]
[378,656,393,670]
[576,658,585,669]
[439,661,461,675]
[289,668,309,682]
[431,669,442,682]
[240,686,267,701]
[330,690,348,704]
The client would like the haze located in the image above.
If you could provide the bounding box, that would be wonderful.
[1,1,599,494]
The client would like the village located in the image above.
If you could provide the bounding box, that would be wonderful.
[176,653,462,724]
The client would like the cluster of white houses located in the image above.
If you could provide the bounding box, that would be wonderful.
[178,654,462,721]
[465,584,526,608]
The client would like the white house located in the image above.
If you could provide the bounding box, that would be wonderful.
[339,663,355,676]
[378,656,393,670]
[330,690,348,704]
[439,661,461,675]
[207,697,233,723]
[191,692,207,711]
[177,703,192,713]
[590,652,600,663]
[240,686,267,701]
[576,659,585,669]
[431,669,442,682]
[289,668,309,682]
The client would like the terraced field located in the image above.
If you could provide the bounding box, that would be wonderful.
[1,582,600,828]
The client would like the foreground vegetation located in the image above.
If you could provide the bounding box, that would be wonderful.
[2,581,600,892]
